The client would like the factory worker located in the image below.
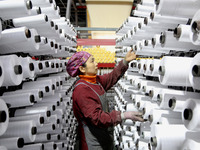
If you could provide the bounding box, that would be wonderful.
[66,50,144,150]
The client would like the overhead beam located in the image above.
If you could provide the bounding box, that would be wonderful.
[75,27,117,31]
[77,39,116,45]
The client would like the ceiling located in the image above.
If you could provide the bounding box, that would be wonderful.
[55,0,87,27]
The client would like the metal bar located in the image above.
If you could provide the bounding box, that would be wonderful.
[66,0,72,19]
[75,27,117,31]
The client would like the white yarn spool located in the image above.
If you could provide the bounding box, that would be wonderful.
[56,22,73,35]
[52,17,66,24]
[55,142,64,149]
[142,102,159,119]
[169,99,185,112]
[19,57,35,79]
[140,0,155,6]
[128,60,139,72]
[48,114,59,125]
[30,6,41,15]
[22,80,53,96]
[16,28,41,52]
[149,59,161,77]
[51,134,60,141]
[149,109,181,125]
[31,0,53,7]
[136,4,155,13]
[0,26,31,45]
[10,114,44,127]
[52,50,70,58]
[0,19,2,38]
[50,72,68,83]
[0,28,40,53]
[0,146,7,150]
[132,10,151,18]
[156,88,185,109]
[125,103,138,111]
[150,124,187,150]
[182,99,200,131]
[60,59,67,70]
[136,49,164,57]
[1,92,35,108]
[189,53,200,90]
[181,139,200,150]
[0,0,32,19]
[155,0,200,18]
[14,106,51,119]
[138,121,151,134]
[0,137,24,149]
[148,87,161,101]
[137,140,149,150]
[141,131,151,141]
[0,59,5,87]
[158,117,183,125]
[138,20,162,33]
[138,79,163,93]
[174,24,193,42]
[35,38,55,54]
[52,108,64,120]
[38,59,60,74]
[152,34,161,48]
[33,101,57,112]
[36,77,57,90]
[20,143,44,150]
[150,12,188,25]
[133,94,150,106]
[43,142,57,150]
[0,99,9,136]
[12,14,48,28]
[0,55,23,86]
[126,16,144,26]
[160,31,200,51]
[190,9,200,45]
[37,123,56,134]
[37,76,61,90]
[2,120,37,143]
[32,60,43,74]
[134,28,158,40]
[167,91,200,112]
[128,73,144,87]
[30,20,56,38]
[145,17,179,30]
[40,4,59,20]
[151,34,171,54]
[143,59,152,76]
[158,56,193,86]
[138,59,146,74]
[3,88,43,102]
[137,100,151,110]
[34,133,51,142]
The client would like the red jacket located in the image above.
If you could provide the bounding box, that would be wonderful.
[72,60,128,149]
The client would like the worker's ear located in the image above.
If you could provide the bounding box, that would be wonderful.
[79,66,86,74]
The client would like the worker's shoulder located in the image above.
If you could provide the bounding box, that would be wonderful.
[73,80,91,91]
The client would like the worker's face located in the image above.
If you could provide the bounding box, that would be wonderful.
[81,56,98,76]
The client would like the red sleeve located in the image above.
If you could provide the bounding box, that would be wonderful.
[73,85,122,128]
[97,60,128,91]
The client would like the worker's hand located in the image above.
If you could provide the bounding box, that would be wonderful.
[123,111,144,122]
[125,49,137,62]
